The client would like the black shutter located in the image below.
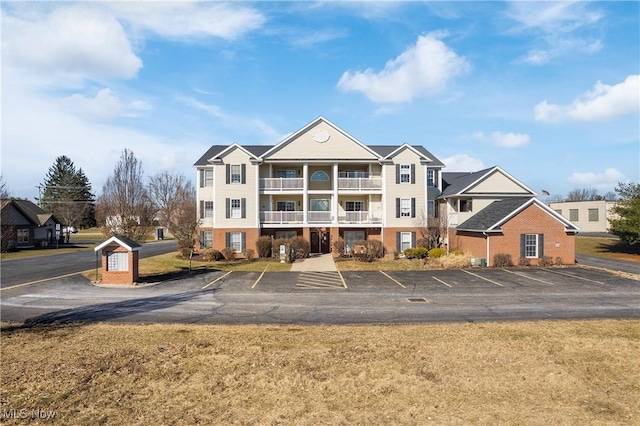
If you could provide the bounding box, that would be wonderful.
[411,232,416,249]
[241,164,246,184]
[396,198,400,218]
[538,234,544,258]
[199,201,204,219]
[411,198,416,218]
[199,169,204,188]
[410,164,415,184]
[226,164,230,184]
[520,234,526,258]
[225,232,231,248]
[200,232,204,249]
[241,232,246,251]
[396,232,401,253]
[395,164,400,184]
[241,198,246,219]
[225,198,230,218]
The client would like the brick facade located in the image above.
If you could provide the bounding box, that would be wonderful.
[100,246,139,285]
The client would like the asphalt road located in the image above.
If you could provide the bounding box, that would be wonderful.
[0,240,177,288]
[1,266,638,326]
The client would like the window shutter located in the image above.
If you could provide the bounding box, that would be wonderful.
[396,198,400,218]
[226,164,230,184]
[395,164,400,184]
[396,232,401,253]
[411,232,416,249]
[241,164,246,184]
[538,234,544,258]
[199,169,204,188]
[520,234,526,258]
[410,164,415,184]
[199,201,204,219]
[411,198,416,218]
[200,232,204,249]
[225,232,231,248]
[225,198,230,218]
[241,232,246,251]
[241,198,246,219]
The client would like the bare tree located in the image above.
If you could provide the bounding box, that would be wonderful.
[603,191,618,201]
[566,188,601,201]
[95,149,155,242]
[1,176,15,251]
[0,175,10,199]
[170,198,201,269]
[148,171,194,231]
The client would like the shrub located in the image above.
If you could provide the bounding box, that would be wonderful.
[494,253,514,267]
[351,239,385,261]
[428,247,446,259]
[367,239,385,259]
[554,257,563,266]
[404,247,428,259]
[539,256,553,267]
[434,254,471,269]
[451,250,465,256]
[256,236,272,258]
[290,237,310,259]
[202,248,223,262]
[416,238,430,249]
[353,251,376,262]
[518,257,530,267]
[243,248,255,261]
[333,238,346,257]
[221,247,236,261]
[180,247,192,260]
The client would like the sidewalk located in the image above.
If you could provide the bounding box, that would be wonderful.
[290,253,337,272]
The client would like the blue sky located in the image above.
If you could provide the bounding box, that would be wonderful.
[2,1,638,201]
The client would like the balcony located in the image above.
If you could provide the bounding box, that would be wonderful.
[338,211,382,224]
[260,178,304,191]
[308,211,332,223]
[338,176,382,191]
[261,211,304,224]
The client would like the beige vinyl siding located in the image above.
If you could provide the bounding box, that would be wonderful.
[467,171,532,194]
[267,124,377,160]
[384,148,426,227]
[215,148,258,228]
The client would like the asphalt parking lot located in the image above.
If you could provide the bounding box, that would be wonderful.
[1,266,638,325]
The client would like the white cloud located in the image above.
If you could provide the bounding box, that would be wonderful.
[61,89,152,120]
[442,154,486,172]
[535,75,640,122]
[337,32,470,103]
[471,131,530,148]
[568,168,625,189]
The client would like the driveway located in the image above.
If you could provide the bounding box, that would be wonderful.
[1,266,638,325]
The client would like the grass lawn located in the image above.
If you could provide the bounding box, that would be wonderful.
[1,320,638,425]
[576,236,640,263]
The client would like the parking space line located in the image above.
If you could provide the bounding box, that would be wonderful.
[251,268,270,289]
[379,270,406,288]
[202,271,232,290]
[542,268,605,285]
[461,269,504,286]
[337,270,347,288]
[432,276,452,288]
[0,272,83,292]
[500,268,554,285]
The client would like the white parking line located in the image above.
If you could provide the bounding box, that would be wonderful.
[461,269,504,286]
[0,272,84,291]
[542,268,605,285]
[501,268,554,285]
[379,270,406,288]
[432,276,452,288]
[202,271,232,290]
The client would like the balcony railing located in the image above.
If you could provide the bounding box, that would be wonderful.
[260,178,304,191]
[308,211,332,223]
[261,211,304,224]
[338,177,382,190]
[338,211,382,224]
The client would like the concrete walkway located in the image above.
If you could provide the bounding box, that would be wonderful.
[290,253,337,272]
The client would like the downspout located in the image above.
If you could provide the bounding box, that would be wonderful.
[483,232,489,266]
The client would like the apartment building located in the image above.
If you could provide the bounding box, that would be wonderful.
[194,117,579,265]
[549,200,617,234]
[195,117,444,255]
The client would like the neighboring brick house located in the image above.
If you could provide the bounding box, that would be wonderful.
[549,200,617,234]
[1,199,62,249]
[194,116,444,256]
[438,169,579,265]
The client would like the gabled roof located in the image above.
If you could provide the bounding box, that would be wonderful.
[193,143,269,166]
[372,144,445,166]
[94,235,142,252]
[439,166,536,198]
[1,199,62,226]
[456,197,579,233]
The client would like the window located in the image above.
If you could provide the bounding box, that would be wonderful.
[554,209,562,215]
[226,198,246,219]
[459,199,472,213]
[569,209,579,221]
[200,169,213,187]
[275,230,297,239]
[524,234,539,258]
[203,201,213,218]
[400,164,411,183]
[276,170,296,178]
[427,200,435,218]
[401,232,412,251]
[226,164,245,184]
[310,171,330,181]
[588,208,599,222]
[227,232,244,252]
[344,231,365,253]
[230,199,241,218]
[400,198,411,217]
[106,251,128,271]
[201,231,213,248]
[17,229,29,244]
[230,165,242,183]
[276,201,296,211]
[310,199,330,211]
[341,171,367,178]
[427,169,437,187]
[345,201,364,211]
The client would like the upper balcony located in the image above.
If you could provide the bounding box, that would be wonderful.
[260,178,304,191]
[259,174,382,192]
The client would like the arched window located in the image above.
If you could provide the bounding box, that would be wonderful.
[310,171,330,181]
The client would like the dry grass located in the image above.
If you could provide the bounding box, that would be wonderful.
[576,236,640,263]
[2,320,638,425]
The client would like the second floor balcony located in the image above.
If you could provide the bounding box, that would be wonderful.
[260,178,304,191]
[260,210,382,225]
[260,175,382,192]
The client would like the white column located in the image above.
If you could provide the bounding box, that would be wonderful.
[303,163,308,224]
[333,162,339,224]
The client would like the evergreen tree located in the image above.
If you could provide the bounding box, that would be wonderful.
[608,182,640,245]
[39,156,96,237]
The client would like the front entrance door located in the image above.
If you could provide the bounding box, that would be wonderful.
[310,230,331,254]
